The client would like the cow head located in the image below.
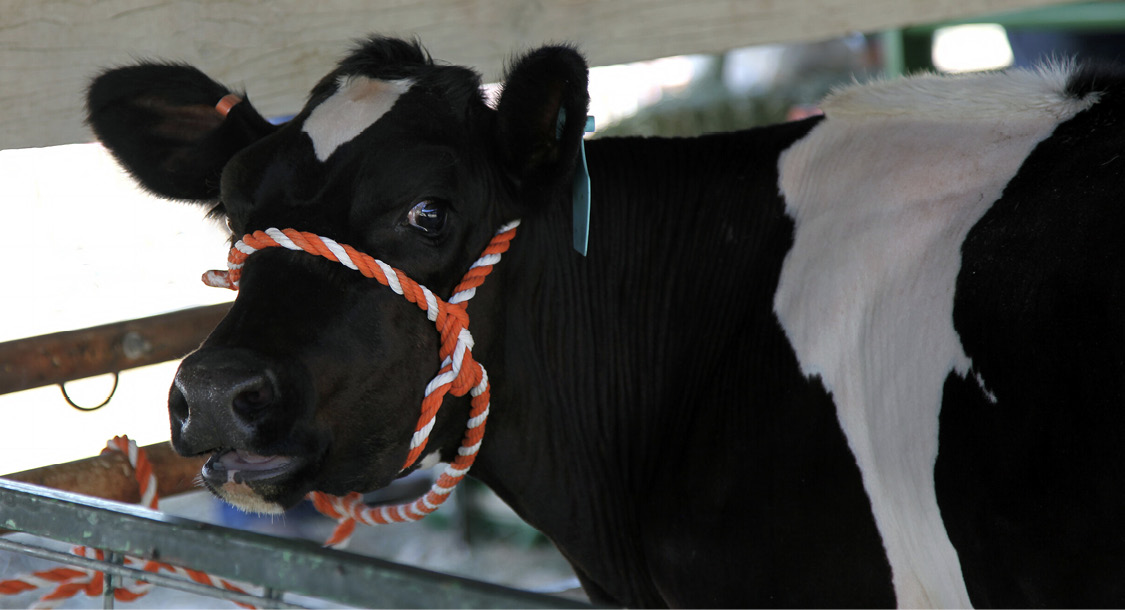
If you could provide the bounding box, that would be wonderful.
[87,37,589,513]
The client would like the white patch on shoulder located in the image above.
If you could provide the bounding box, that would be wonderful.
[302,75,414,161]
[774,64,1095,608]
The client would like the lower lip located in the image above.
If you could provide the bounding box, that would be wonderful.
[203,450,297,484]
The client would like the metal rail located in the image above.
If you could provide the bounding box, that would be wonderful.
[0,536,299,608]
[0,479,592,609]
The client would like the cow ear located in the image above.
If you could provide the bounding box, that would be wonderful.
[494,45,589,202]
[87,63,278,203]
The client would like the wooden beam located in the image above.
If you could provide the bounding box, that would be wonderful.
[0,0,1077,150]
[0,303,231,396]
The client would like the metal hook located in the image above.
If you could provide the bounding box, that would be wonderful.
[59,372,120,412]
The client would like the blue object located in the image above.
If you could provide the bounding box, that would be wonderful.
[557,109,595,256]
[572,116,595,256]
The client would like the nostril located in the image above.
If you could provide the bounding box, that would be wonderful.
[230,375,277,420]
[171,347,305,454]
[169,384,189,423]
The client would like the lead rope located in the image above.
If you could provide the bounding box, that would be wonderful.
[203,221,520,546]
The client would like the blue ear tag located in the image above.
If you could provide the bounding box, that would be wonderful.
[572,116,595,256]
[557,110,596,256]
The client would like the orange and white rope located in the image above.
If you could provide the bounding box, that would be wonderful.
[203,221,519,545]
[103,435,157,509]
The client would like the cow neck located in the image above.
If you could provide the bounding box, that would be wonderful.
[201,222,520,534]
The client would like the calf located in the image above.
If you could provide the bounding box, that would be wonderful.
[87,38,1125,607]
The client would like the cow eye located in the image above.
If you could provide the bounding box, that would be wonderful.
[406,199,448,234]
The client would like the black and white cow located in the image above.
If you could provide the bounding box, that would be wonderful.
[86,37,1125,607]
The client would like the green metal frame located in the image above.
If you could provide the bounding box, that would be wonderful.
[930,1,1125,31]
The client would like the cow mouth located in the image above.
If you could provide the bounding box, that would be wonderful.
[202,449,299,485]
[199,449,313,512]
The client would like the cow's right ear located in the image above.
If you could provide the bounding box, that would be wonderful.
[87,63,278,202]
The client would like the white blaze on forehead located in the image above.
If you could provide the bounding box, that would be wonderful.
[773,64,1095,608]
[302,75,414,161]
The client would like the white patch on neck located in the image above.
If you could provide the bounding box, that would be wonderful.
[302,75,414,161]
[773,64,1094,608]
[416,452,443,470]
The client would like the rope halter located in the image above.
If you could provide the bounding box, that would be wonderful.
[202,221,519,544]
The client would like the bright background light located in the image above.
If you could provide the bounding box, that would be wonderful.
[588,55,705,125]
[0,143,232,474]
[933,24,1015,73]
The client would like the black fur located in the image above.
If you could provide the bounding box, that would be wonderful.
[936,63,1125,607]
[87,63,276,201]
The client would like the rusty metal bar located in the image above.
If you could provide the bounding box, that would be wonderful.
[0,302,231,396]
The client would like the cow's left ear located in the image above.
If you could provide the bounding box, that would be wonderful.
[87,62,278,203]
[493,45,590,203]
